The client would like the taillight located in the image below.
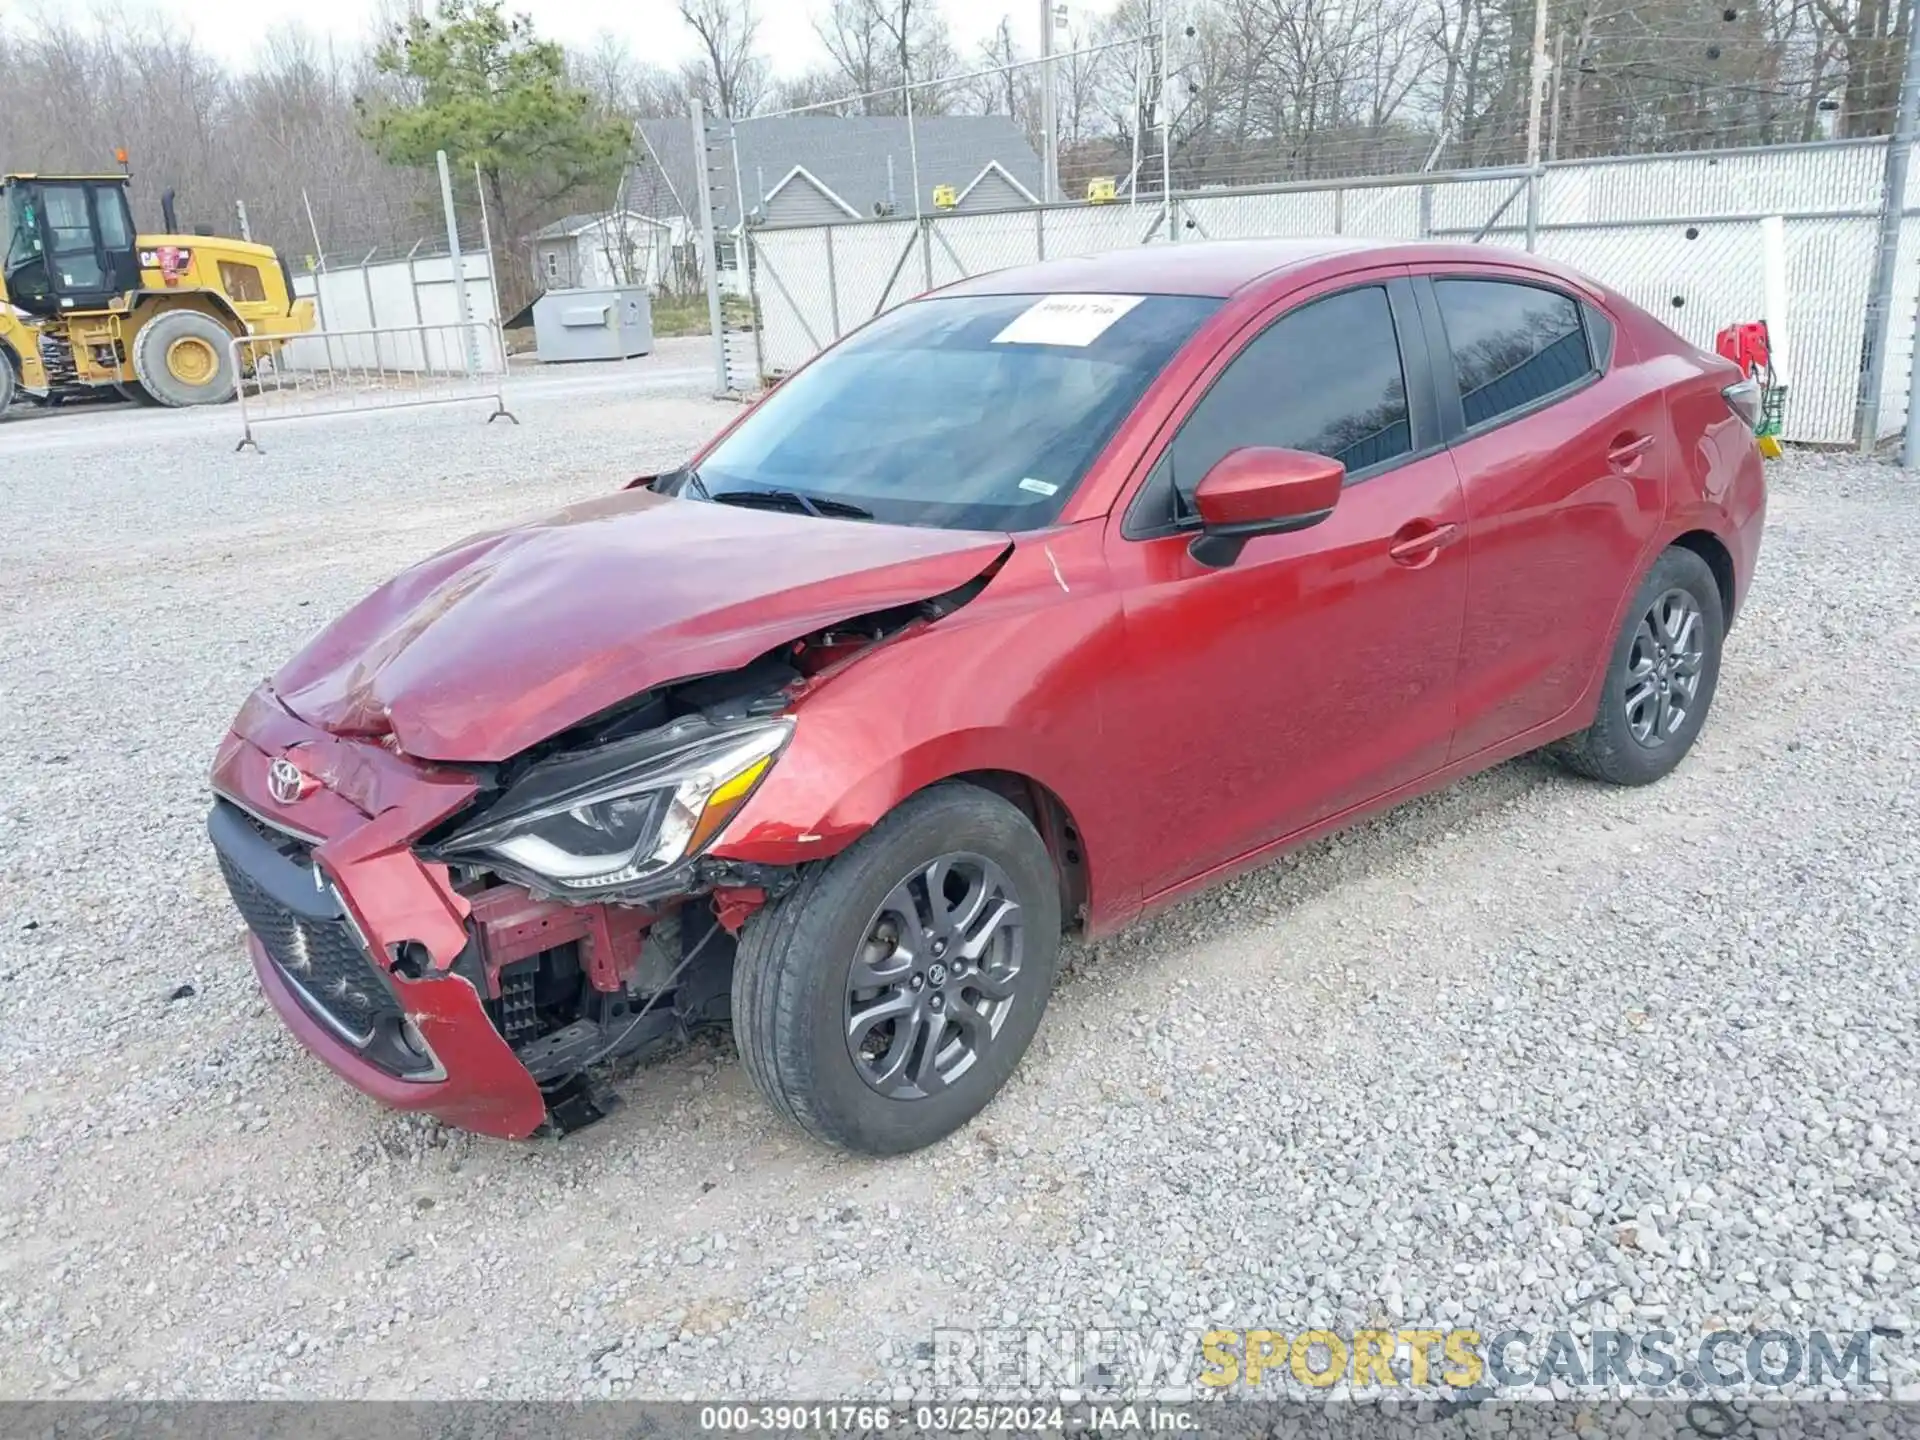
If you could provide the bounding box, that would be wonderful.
[1723,378,1764,432]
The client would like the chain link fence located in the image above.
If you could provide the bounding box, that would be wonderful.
[709,91,1917,449]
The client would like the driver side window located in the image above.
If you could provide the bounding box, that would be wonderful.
[1131,285,1413,532]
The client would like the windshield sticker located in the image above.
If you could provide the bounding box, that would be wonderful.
[1018,477,1060,496]
[992,294,1145,347]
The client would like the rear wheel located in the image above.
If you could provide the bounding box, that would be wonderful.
[131,310,237,407]
[1551,545,1724,785]
[113,381,159,406]
[0,352,15,416]
[732,783,1061,1155]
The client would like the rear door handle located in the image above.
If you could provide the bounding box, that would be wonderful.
[1388,521,1460,566]
[1607,433,1656,472]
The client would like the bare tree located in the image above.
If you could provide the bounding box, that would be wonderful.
[574,33,688,119]
[677,0,767,117]
[770,67,863,113]
[816,0,891,111]
[812,0,958,113]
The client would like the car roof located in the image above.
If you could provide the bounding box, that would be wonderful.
[935,237,1591,300]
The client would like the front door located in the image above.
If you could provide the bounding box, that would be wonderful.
[1103,276,1468,903]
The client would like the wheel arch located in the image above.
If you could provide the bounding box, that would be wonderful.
[1669,528,1737,629]
[127,290,248,339]
[945,769,1090,935]
[716,734,1104,935]
[1557,524,1741,745]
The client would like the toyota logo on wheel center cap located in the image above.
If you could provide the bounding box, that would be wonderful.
[268,754,318,805]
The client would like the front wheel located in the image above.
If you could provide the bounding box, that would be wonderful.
[131,310,238,408]
[1551,545,1725,785]
[732,783,1061,1155]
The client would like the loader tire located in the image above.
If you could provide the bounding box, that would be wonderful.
[731,782,1061,1156]
[0,351,15,416]
[131,311,237,407]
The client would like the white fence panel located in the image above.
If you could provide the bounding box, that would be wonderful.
[1340,186,1424,238]
[1876,213,1920,437]
[1429,175,1530,233]
[743,139,1910,443]
[1541,142,1886,224]
[829,218,922,320]
[286,253,497,372]
[928,210,1044,285]
[1783,216,1882,443]
[1185,190,1339,240]
[754,228,835,371]
[1041,205,1164,260]
[1539,222,1768,347]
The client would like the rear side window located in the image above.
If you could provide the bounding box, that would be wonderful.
[1435,279,1592,428]
[1169,285,1412,501]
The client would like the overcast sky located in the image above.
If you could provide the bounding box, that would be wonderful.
[0,0,1125,75]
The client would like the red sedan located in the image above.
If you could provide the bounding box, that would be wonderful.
[209,239,1766,1154]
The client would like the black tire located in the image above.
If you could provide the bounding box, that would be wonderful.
[0,356,14,416]
[1551,545,1724,785]
[732,782,1061,1155]
[113,381,159,406]
[130,310,237,407]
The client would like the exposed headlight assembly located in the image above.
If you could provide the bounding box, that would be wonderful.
[431,720,791,896]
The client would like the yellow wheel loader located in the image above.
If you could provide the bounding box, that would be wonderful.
[0,173,316,414]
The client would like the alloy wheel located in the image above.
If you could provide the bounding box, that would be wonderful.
[844,852,1025,1100]
[1623,586,1705,748]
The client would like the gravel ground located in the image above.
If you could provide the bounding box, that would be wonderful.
[0,363,1915,1405]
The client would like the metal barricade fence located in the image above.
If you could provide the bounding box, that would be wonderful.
[229,320,517,453]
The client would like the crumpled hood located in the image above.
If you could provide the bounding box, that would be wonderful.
[271,487,1010,762]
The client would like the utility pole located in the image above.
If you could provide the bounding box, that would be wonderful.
[1547,28,1565,161]
[1160,0,1174,241]
[1862,0,1920,453]
[689,99,729,398]
[436,150,477,376]
[1523,0,1550,250]
[1039,0,1060,203]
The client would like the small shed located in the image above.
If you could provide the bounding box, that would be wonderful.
[533,212,679,291]
[531,288,652,362]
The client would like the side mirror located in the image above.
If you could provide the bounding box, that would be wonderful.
[1189,446,1344,567]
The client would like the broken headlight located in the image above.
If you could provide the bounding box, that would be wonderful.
[432,721,791,895]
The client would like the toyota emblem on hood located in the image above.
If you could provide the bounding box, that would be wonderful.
[268,755,316,805]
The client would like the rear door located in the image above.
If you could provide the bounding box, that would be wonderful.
[1419,270,1667,760]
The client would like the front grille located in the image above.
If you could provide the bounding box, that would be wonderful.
[212,813,403,1047]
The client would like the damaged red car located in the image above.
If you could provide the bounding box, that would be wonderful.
[210,239,1766,1154]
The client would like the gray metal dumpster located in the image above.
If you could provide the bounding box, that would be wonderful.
[532,288,652,362]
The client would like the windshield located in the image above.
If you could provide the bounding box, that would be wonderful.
[690,292,1220,531]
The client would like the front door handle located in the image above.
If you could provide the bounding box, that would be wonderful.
[1388,521,1460,566]
[1607,433,1656,473]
